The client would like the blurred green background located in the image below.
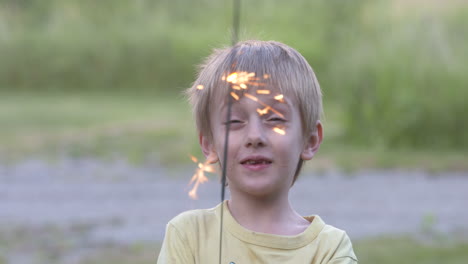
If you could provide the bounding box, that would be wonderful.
[0,0,467,170]
[1,0,467,263]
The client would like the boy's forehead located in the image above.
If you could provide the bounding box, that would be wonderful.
[212,82,286,102]
[214,89,295,113]
[207,67,301,115]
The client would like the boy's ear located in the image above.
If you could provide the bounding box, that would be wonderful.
[199,133,219,164]
[301,121,323,161]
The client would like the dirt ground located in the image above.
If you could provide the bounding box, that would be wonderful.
[1,158,468,262]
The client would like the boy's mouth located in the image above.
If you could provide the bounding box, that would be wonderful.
[241,160,272,165]
[240,156,272,171]
[240,156,273,165]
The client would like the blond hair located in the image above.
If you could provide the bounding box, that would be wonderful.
[186,40,322,181]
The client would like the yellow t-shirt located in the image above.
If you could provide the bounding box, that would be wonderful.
[158,201,357,264]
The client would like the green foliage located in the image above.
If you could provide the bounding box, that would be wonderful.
[81,243,158,264]
[355,236,468,264]
[330,3,468,149]
[0,0,467,150]
[1,94,464,170]
[0,94,199,165]
[0,0,229,93]
[0,0,365,94]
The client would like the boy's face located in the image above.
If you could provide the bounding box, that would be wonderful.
[200,91,322,198]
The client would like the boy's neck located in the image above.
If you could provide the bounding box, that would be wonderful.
[226,194,310,236]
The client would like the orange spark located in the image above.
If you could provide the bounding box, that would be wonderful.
[230,92,240,100]
[222,72,286,126]
[244,82,266,86]
[256,90,271,95]
[274,94,284,103]
[196,85,204,90]
[244,93,258,102]
[257,106,271,116]
[226,72,257,86]
[245,93,285,118]
[188,156,216,199]
[190,155,198,163]
[226,72,239,83]
[273,127,286,135]
[188,170,208,199]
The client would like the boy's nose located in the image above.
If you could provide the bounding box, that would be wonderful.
[244,120,267,148]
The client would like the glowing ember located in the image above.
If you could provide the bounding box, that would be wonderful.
[257,106,270,116]
[188,72,289,199]
[244,93,258,102]
[245,93,285,118]
[226,72,239,83]
[256,90,271,95]
[188,155,216,199]
[230,92,240,101]
[226,72,256,86]
[274,94,284,102]
[273,127,286,135]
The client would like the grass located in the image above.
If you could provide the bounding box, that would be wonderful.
[331,2,468,150]
[0,93,466,171]
[1,1,467,151]
[81,244,160,264]
[0,223,159,264]
[354,236,468,264]
[0,93,199,165]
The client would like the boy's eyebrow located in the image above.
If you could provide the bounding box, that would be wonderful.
[219,96,292,116]
[264,100,291,117]
[253,93,292,110]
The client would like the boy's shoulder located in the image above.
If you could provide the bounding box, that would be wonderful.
[313,218,357,261]
[167,203,221,232]
[318,218,348,239]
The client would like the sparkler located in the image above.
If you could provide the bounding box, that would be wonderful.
[256,89,270,95]
[185,1,293,263]
[230,92,240,101]
[256,106,271,116]
[188,68,290,201]
[244,92,285,118]
[274,94,284,102]
[187,155,215,199]
[273,127,286,135]
[190,69,289,261]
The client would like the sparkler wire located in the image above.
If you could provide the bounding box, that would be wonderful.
[232,0,241,45]
[218,88,232,264]
[219,0,241,263]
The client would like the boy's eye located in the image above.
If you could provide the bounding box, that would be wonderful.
[224,120,242,125]
[267,117,285,122]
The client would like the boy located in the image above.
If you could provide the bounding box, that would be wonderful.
[158,40,357,263]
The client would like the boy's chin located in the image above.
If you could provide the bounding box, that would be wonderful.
[234,183,283,199]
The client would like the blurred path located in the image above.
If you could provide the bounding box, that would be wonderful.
[1,159,467,244]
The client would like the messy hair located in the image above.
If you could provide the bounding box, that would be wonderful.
[186,40,322,182]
